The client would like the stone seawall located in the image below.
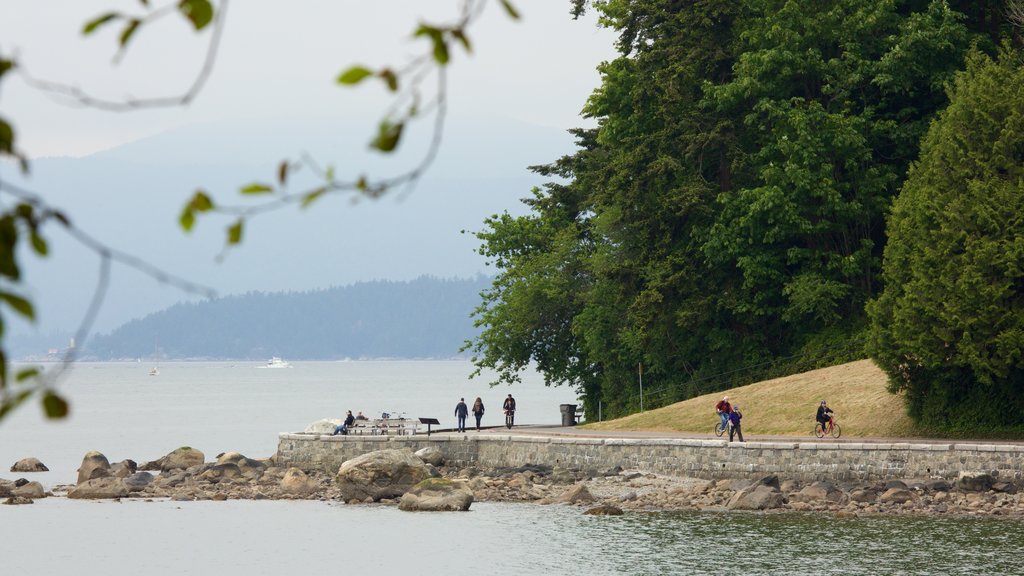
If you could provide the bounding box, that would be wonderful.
[276,433,1024,482]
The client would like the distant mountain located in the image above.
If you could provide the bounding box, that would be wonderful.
[84,275,491,360]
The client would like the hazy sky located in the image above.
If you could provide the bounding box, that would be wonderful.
[0,1,620,339]
[2,0,617,158]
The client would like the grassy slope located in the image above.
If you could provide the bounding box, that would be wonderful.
[584,359,915,437]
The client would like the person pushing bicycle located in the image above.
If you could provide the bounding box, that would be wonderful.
[503,393,516,429]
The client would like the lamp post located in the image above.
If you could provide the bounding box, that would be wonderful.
[638,362,644,412]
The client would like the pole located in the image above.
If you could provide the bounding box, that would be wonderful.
[639,362,644,412]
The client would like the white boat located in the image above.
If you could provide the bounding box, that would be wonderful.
[265,357,291,368]
[148,367,159,376]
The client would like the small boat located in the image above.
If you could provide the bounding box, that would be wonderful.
[148,367,159,376]
[265,357,292,368]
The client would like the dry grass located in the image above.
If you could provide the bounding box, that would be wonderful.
[584,359,916,438]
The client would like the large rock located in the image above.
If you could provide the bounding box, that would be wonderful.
[583,504,624,516]
[109,460,138,478]
[216,453,267,478]
[198,464,242,483]
[280,468,318,496]
[68,477,130,499]
[3,496,33,505]
[335,449,430,502]
[0,479,14,497]
[789,481,846,505]
[879,487,915,504]
[10,458,48,472]
[956,472,994,492]
[304,419,342,435]
[398,478,473,511]
[12,481,46,499]
[727,485,785,510]
[414,447,444,467]
[77,451,111,484]
[123,472,155,492]
[160,447,205,471]
[550,483,596,505]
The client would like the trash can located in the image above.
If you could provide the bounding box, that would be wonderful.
[559,404,578,427]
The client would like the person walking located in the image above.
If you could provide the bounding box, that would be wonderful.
[455,398,469,433]
[503,394,516,429]
[728,404,744,442]
[471,397,485,431]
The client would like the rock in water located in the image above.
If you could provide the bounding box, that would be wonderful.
[398,478,473,511]
[10,458,48,473]
[583,504,624,516]
[77,452,111,484]
[3,496,33,505]
[68,478,130,499]
[414,447,444,467]
[336,449,430,502]
[280,468,318,496]
[551,483,596,505]
[727,485,786,510]
[12,481,45,499]
[159,447,205,471]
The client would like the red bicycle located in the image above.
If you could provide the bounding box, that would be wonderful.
[814,416,841,438]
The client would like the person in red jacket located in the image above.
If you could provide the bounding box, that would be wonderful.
[715,395,732,433]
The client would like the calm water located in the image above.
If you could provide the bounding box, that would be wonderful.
[2,361,1023,575]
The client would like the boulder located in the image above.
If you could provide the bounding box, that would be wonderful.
[924,479,951,492]
[848,488,877,503]
[10,458,48,473]
[198,464,242,483]
[12,481,45,499]
[398,478,473,511]
[727,485,785,510]
[216,453,267,478]
[879,487,915,504]
[956,472,994,492]
[992,482,1018,494]
[414,447,444,467]
[3,496,34,505]
[77,451,111,484]
[336,449,431,502]
[280,468,318,496]
[159,447,205,471]
[789,482,846,505]
[303,419,342,435]
[68,477,130,499]
[108,460,138,478]
[123,472,155,492]
[550,483,596,505]
[583,504,624,516]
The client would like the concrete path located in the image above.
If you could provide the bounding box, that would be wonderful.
[434,424,1024,446]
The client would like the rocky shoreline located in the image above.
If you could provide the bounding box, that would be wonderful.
[4,447,1023,517]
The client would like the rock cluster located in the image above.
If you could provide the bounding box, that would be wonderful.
[5,448,1023,518]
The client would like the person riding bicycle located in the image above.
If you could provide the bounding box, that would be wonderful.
[816,400,834,431]
[715,395,732,433]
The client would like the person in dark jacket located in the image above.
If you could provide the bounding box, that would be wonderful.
[333,410,355,435]
[455,398,469,433]
[816,400,834,432]
[471,397,485,431]
[728,405,744,442]
[503,394,517,428]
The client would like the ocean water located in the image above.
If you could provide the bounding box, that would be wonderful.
[2,361,1023,575]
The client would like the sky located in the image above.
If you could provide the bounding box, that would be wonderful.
[0,1,619,342]
[2,0,617,158]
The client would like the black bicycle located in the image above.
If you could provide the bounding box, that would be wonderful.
[505,409,515,429]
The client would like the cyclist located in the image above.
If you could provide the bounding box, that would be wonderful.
[715,395,732,434]
[503,393,516,428]
[816,400,834,433]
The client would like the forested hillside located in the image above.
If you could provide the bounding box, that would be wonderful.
[467,0,1024,429]
[86,276,489,360]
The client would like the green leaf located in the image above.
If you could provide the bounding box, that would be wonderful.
[337,66,374,85]
[240,183,273,195]
[0,390,32,420]
[190,190,214,212]
[179,207,196,232]
[452,30,472,53]
[278,160,289,185]
[0,59,14,79]
[0,118,14,155]
[16,368,39,382]
[227,220,243,245]
[119,19,141,48]
[0,291,34,321]
[370,121,404,153]
[300,187,328,208]
[83,12,120,35]
[30,231,48,256]
[499,0,520,19]
[0,216,20,280]
[415,25,449,65]
[42,391,69,419]
[378,69,399,92]
[177,0,213,31]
